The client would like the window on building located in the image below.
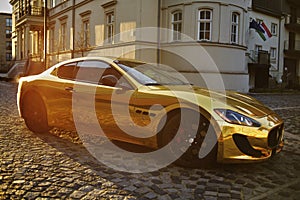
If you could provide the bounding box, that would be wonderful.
[50,0,56,8]
[6,18,12,27]
[6,41,12,50]
[6,30,12,38]
[60,23,66,50]
[49,27,55,52]
[198,9,212,41]
[270,47,277,60]
[15,13,18,22]
[14,42,17,59]
[271,23,277,36]
[6,53,12,61]
[82,20,90,48]
[172,11,182,41]
[231,12,239,44]
[255,45,262,52]
[254,45,262,59]
[106,12,114,43]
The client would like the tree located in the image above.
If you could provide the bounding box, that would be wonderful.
[76,31,90,57]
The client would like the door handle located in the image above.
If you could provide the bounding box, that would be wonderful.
[65,87,74,92]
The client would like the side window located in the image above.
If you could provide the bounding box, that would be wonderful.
[76,60,110,84]
[57,62,78,80]
[55,60,133,89]
[100,66,123,87]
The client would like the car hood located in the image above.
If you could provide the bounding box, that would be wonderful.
[146,85,274,118]
[212,90,273,118]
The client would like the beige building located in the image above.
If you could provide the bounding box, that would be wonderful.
[10,0,44,62]
[0,13,12,73]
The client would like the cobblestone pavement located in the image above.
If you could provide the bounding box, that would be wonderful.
[0,81,299,200]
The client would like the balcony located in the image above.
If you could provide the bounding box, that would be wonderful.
[284,40,300,57]
[248,50,270,64]
[16,6,44,28]
[285,18,300,32]
[18,6,44,18]
[287,0,300,6]
[252,0,282,17]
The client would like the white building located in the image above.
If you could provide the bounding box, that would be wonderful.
[247,0,300,89]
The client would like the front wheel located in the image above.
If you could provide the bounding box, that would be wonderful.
[158,110,217,168]
[22,93,51,133]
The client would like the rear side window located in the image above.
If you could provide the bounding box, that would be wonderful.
[56,62,78,80]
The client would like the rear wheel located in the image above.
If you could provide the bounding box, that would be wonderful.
[22,93,51,133]
[159,110,217,168]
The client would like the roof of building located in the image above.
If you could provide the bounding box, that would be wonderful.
[0,12,12,16]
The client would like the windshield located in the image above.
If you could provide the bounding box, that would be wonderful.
[116,60,190,86]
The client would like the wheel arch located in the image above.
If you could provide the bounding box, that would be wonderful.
[20,86,49,118]
[156,104,221,139]
[155,104,221,166]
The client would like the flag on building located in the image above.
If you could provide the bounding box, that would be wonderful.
[249,19,272,41]
[260,22,272,39]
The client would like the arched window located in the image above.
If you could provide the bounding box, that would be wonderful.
[172,11,182,41]
[231,12,240,44]
[198,9,212,41]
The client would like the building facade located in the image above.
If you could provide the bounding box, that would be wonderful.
[0,13,12,73]
[46,0,251,92]
[10,0,44,64]
[10,0,300,91]
[247,0,300,89]
[283,0,300,89]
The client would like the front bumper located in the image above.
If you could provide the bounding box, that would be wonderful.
[217,114,284,163]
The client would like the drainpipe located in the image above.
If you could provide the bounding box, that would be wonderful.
[71,0,75,58]
[157,0,161,64]
[277,16,282,73]
[44,0,48,68]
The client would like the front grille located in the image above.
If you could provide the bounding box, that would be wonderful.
[268,124,284,148]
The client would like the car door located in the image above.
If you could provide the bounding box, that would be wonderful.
[71,60,137,142]
[46,62,78,130]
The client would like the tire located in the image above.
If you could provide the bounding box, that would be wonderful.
[159,110,217,168]
[22,93,51,133]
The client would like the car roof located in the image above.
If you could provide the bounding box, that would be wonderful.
[50,56,146,68]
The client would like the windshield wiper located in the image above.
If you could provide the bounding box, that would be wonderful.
[145,82,193,86]
[144,83,163,86]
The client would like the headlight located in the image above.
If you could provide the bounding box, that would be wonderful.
[214,109,261,127]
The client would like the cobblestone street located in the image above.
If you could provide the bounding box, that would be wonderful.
[0,81,299,200]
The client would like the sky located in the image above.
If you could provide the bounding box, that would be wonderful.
[0,0,12,13]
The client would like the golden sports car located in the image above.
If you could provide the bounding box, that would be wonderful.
[17,57,284,167]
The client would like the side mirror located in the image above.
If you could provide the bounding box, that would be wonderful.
[101,75,118,87]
